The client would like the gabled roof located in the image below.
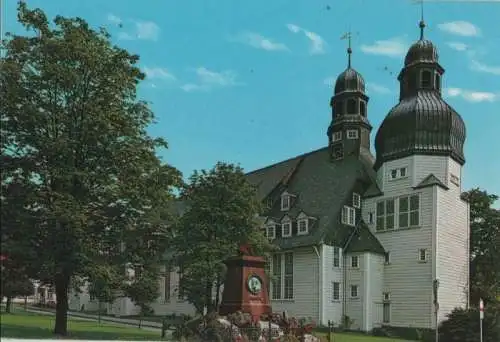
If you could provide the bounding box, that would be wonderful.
[344,220,386,255]
[246,146,378,249]
[414,173,448,190]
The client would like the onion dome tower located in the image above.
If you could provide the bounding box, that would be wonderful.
[373,19,466,170]
[327,35,372,161]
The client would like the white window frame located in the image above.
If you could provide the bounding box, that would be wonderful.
[332,282,340,301]
[418,248,428,263]
[383,302,391,324]
[352,193,361,209]
[333,131,342,142]
[281,218,292,238]
[369,212,374,224]
[398,194,420,228]
[297,218,308,235]
[351,255,359,268]
[350,285,359,298]
[347,129,359,139]
[376,199,395,231]
[266,222,276,240]
[384,252,391,265]
[270,252,294,300]
[389,167,408,181]
[333,247,340,268]
[342,205,356,226]
[383,292,391,301]
[281,194,290,211]
[450,173,460,186]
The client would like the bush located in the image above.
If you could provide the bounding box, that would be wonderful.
[439,307,500,342]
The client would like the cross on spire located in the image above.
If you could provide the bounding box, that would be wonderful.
[340,29,354,68]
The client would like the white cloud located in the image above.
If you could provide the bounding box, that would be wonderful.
[286,24,326,55]
[143,67,176,81]
[445,87,498,103]
[229,32,288,51]
[446,42,468,51]
[181,67,241,92]
[117,20,160,41]
[360,37,407,58]
[438,21,481,37]
[470,60,500,76]
[366,83,392,95]
[107,14,122,25]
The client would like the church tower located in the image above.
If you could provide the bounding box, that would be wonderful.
[327,37,372,161]
[364,18,470,330]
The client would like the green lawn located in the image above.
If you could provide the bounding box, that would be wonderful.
[0,310,166,340]
[314,332,411,342]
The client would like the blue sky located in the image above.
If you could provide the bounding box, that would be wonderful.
[3,0,500,202]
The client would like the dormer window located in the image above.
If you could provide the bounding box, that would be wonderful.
[282,218,292,238]
[421,70,432,89]
[341,205,356,226]
[332,131,342,142]
[281,194,291,211]
[347,130,359,139]
[266,222,276,240]
[352,193,361,208]
[297,213,309,235]
[347,98,357,114]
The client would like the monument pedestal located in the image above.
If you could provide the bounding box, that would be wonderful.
[219,255,271,320]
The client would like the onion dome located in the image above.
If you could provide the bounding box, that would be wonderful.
[373,20,466,170]
[334,47,366,94]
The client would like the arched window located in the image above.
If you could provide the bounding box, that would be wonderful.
[421,70,432,88]
[360,101,366,117]
[407,73,417,92]
[435,74,441,91]
[335,101,344,115]
[347,99,357,114]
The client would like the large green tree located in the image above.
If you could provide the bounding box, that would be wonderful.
[462,188,500,306]
[173,162,272,314]
[0,2,181,335]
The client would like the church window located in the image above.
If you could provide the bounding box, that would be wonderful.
[360,101,366,117]
[352,193,361,208]
[351,255,359,268]
[333,247,340,267]
[350,285,359,298]
[383,292,391,301]
[450,174,460,186]
[369,212,374,224]
[332,282,340,301]
[333,145,344,160]
[347,98,357,114]
[266,223,276,240]
[389,167,408,180]
[435,73,441,91]
[282,218,292,237]
[399,167,407,178]
[384,252,391,265]
[281,194,290,211]
[407,72,417,91]
[421,70,432,88]
[297,218,308,235]
[335,101,344,115]
[342,206,356,226]
[418,249,428,262]
[347,129,359,139]
[399,194,420,228]
[376,199,395,231]
[270,252,294,300]
[333,131,342,142]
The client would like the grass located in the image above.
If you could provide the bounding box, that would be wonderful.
[313,331,412,342]
[0,309,166,340]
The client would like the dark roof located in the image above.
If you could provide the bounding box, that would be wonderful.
[414,173,449,190]
[247,147,381,251]
[344,221,386,255]
[334,68,366,94]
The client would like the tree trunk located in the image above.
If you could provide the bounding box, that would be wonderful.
[215,273,222,312]
[6,297,12,313]
[205,278,213,314]
[54,274,70,336]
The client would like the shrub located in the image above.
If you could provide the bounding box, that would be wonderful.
[439,307,500,342]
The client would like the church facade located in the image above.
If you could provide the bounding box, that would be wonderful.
[70,21,470,332]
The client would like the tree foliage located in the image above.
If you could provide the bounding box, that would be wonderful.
[1,2,181,335]
[123,267,160,318]
[462,188,500,306]
[438,307,500,342]
[0,262,34,313]
[172,162,273,314]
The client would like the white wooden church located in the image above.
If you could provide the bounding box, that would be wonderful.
[70,20,470,332]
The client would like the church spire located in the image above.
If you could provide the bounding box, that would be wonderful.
[341,29,353,68]
[419,0,426,40]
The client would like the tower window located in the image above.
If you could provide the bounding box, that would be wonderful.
[333,145,343,160]
[335,101,344,115]
[360,101,366,117]
[347,99,357,114]
[435,74,441,91]
[347,129,359,139]
[421,70,432,88]
[332,131,342,142]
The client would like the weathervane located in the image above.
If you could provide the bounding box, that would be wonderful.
[340,27,358,68]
